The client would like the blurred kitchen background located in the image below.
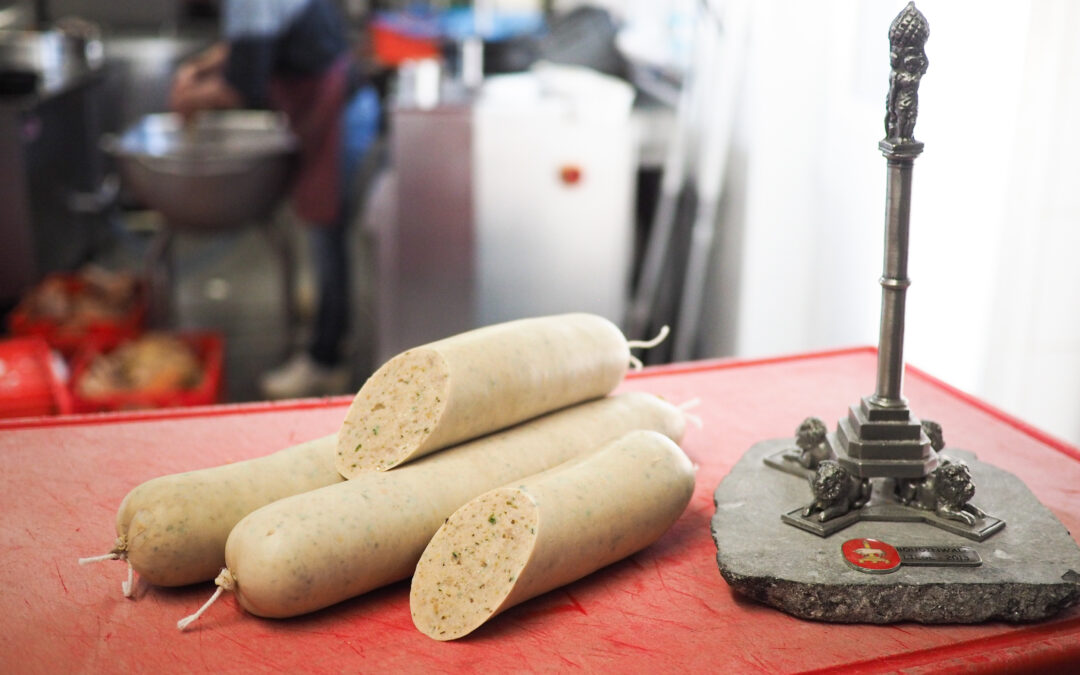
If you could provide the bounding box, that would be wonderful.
[1,0,1077,447]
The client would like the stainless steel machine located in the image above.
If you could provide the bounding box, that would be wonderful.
[104,111,299,331]
[0,23,108,308]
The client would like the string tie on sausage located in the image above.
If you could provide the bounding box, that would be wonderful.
[77,552,120,564]
[121,560,136,598]
[177,568,236,631]
[677,398,704,430]
[627,325,670,371]
[78,537,127,566]
[78,537,136,597]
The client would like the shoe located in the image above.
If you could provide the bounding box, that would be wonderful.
[259,352,350,400]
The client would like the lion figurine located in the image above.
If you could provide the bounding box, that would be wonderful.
[785,416,834,470]
[895,458,987,526]
[921,419,944,452]
[802,460,871,522]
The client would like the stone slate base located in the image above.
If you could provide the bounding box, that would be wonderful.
[711,439,1080,623]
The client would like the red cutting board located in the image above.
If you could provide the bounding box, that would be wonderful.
[1,347,1078,673]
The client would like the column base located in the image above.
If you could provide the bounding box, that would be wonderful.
[764,402,1005,541]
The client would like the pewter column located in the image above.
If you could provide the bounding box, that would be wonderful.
[829,2,937,482]
[874,148,919,406]
[874,1,928,407]
[765,2,1003,541]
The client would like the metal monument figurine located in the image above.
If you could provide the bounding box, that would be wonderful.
[712,2,1080,625]
[763,2,1004,541]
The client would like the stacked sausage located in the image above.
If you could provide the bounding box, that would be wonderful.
[88,314,695,639]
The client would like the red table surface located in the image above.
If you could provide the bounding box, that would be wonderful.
[2,347,1079,674]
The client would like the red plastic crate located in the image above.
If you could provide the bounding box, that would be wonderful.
[370,23,440,66]
[69,332,223,413]
[0,337,73,419]
[8,272,147,357]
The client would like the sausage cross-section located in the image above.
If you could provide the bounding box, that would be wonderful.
[223,393,685,618]
[410,430,695,640]
[335,313,630,476]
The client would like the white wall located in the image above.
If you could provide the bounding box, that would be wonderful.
[701,0,1080,446]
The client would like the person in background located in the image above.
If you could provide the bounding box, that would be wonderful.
[170,0,380,399]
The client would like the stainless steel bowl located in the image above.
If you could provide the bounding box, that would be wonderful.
[104,111,299,231]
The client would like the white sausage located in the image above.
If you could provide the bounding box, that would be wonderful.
[110,434,342,587]
[335,313,629,476]
[223,393,685,618]
[410,430,695,640]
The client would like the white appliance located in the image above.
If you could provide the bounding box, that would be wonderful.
[375,64,637,361]
[473,64,637,326]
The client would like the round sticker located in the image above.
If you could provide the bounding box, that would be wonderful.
[841,538,901,574]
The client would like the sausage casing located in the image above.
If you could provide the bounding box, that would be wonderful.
[226,393,684,618]
[116,434,342,587]
[335,313,629,476]
[410,430,695,640]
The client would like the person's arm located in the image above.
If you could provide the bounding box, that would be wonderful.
[187,43,230,77]
[169,43,245,121]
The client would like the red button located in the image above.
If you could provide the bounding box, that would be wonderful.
[559,165,582,185]
[841,538,901,574]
